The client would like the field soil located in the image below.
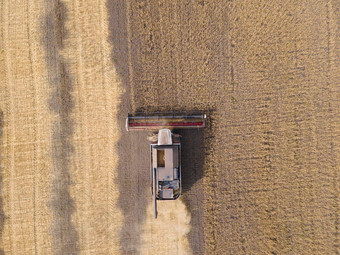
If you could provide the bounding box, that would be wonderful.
[1,0,340,254]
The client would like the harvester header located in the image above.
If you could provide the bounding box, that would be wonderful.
[126,113,206,131]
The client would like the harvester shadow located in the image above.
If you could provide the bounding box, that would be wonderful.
[176,123,208,255]
[177,128,204,195]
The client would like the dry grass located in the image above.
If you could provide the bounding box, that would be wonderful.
[1,0,123,254]
[140,200,191,254]
[1,0,340,254]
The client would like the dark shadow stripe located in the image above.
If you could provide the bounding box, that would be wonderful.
[41,1,78,254]
[106,1,150,252]
[0,109,5,255]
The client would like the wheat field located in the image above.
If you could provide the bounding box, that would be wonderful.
[1,0,340,254]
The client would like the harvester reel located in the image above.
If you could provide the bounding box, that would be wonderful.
[126,113,206,131]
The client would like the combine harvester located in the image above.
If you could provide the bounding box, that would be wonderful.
[126,113,206,218]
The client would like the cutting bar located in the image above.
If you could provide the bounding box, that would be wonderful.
[126,113,206,131]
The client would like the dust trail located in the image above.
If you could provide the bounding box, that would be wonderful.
[140,200,192,255]
[42,0,78,253]
[0,109,4,255]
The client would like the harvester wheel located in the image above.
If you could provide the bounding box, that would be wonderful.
[147,133,158,142]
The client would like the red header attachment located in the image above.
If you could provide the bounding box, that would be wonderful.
[126,113,206,131]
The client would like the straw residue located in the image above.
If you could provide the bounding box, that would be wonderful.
[140,200,192,255]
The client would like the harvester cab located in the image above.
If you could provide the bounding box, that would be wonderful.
[126,113,206,218]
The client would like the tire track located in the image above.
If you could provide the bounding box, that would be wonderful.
[42,1,78,253]
[26,1,39,252]
[326,1,340,253]
[2,0,55,253]
[0,110,4,255]
[2,1,15,252]
[0,3,8,254]
[72,0,91,252]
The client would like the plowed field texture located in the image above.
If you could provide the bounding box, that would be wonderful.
[1,0,340,254]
